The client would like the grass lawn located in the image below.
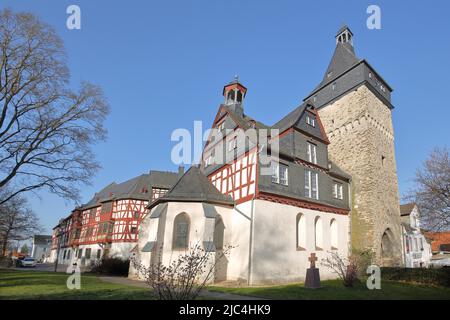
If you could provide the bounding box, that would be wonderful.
[0,268,154,300]
[209,279,450,300]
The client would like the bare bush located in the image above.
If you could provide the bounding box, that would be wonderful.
[321,251,359,287]
[132,242,233,300]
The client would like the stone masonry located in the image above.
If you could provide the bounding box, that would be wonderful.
[318,85,403,266]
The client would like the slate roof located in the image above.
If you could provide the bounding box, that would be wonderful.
[271,103,308,133]
[400,203,416,216]
[309,41,361,96]
[33,235,52,245]
[149,166,234,209]
[79,171,179,210]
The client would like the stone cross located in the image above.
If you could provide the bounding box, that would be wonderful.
[308,252,318,268]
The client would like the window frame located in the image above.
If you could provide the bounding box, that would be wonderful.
[307,142,317,164]
[333,182,343,200]
[271,161,289,186]
[306,115,316,127]
[305,169,319,200]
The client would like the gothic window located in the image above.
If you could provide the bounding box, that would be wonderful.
[405,236,410,253]
[78,248,83,258]
[330,219,338,250]
[314,216,323,250]
[214,215,225,250]
[97,249,101,259]
[296,214,306,250]
[173,213,190,250]
[307,142,317,164]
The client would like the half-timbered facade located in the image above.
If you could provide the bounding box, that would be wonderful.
[50,170,179,267]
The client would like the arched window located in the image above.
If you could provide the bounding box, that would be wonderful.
[314,216,323,250]
[330,219,338,250]
[296,213,306,250]
[173,213,190,250]
[214,215,225,250]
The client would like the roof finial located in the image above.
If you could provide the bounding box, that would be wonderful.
[234,74,239,83]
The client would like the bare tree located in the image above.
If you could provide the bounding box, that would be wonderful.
[0,9,109,205]
[131,242,233,300]
[0,194,42,256]
[407,147,450,231]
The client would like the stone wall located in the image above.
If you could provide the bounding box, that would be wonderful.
[318,85,403,266]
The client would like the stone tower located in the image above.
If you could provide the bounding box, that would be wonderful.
[304,26,403,266]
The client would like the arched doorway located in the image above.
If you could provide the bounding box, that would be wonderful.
[213,215,227,283]
[381,229,395,266]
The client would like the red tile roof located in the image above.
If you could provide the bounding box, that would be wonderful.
[425,231,450,252]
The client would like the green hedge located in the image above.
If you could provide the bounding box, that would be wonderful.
[381,267,450,287]
[90,257,130,276]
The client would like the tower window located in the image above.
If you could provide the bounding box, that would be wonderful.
[381,155,386,166]
[332,82,336,91]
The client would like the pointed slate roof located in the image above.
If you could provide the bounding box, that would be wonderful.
[309,41,361,96]
[149,166,234,209]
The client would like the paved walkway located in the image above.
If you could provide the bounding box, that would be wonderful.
[99,276,267,300]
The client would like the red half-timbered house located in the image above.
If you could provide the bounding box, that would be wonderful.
[50,170,179,266]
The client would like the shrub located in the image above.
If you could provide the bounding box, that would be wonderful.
[132,242,233,300]
[321,251,359,287]
[91,257,130,276]
[352,249,374,278]
[381,267,450,287]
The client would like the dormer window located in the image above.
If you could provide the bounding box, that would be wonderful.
[306,115,315,127]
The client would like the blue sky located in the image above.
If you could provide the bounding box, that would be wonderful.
[2,0,449,233]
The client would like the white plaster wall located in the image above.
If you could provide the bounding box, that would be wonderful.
[73,244,102,267]
[31,244,49,262]
[227,201,252,283]
[249,199,349,285]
